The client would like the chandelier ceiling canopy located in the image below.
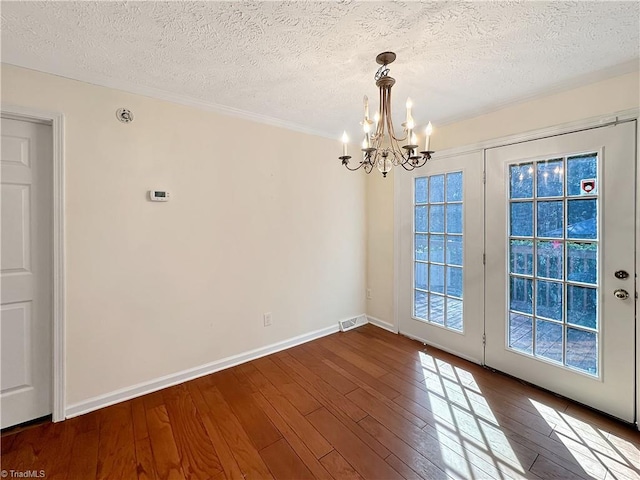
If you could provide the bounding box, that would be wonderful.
[340,52,434,178]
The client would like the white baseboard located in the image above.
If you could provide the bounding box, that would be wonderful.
[65,323,341,419]
[366,315,397,333]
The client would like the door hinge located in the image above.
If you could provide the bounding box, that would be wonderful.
[482,253,486,265]
[482,334,486,346]
[482,171,486,184]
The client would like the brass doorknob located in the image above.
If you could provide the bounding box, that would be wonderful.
[614,289,629,300]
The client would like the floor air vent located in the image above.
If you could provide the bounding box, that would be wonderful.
[338,314,368,332]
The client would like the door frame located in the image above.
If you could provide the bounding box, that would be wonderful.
[1,104,66,423]
[394,107,639,428]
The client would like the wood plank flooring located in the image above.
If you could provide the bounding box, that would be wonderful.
[2,324,639,479]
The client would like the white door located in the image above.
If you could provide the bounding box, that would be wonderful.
[1,117,53,428]
[398,151,485,363]
[485,122,636,422]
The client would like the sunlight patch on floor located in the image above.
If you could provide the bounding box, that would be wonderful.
[418,351,526,479]
[416,349,640,480]
[530,399,640,479]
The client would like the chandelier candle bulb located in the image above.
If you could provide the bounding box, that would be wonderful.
[424,122,433,151]
[341,131,349,157]
[364,95,370,121]
[406,95,415,146]
[363,122,371,147]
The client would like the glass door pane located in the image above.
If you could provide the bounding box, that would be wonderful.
[413,172,464,332]
[507,154,599,375]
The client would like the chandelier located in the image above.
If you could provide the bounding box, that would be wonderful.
[339,52,433,178]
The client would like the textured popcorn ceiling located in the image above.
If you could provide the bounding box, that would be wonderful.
[1,1,639,137]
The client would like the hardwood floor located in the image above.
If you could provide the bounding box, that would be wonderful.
[2,324,639,479]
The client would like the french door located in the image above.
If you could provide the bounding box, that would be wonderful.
[398,121,636,422]
[397,151,485,363]
[485,122,636,422]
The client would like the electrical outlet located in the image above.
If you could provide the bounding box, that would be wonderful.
[263,312,272,327]
[366,289,372,299]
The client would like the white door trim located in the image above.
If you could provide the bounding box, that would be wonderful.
[636,119,640,431]
[1,104,66,423]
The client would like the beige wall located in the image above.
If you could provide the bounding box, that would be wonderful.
[366,170,395,324]
[366,71,639,325]
[2,64,366,406]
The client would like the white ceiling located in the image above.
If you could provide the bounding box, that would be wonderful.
[2,1,639,138]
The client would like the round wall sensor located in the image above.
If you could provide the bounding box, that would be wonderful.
[116,108,134,123]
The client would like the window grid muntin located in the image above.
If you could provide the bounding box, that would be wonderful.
[413,172,464,332]
[508,153,599,375]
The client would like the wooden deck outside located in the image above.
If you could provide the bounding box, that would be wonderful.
[509,313,597,374]
[1,324,638,479]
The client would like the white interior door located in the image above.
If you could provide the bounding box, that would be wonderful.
[485,122,636,422]
[1,117,53,428]
[397,151,484,363]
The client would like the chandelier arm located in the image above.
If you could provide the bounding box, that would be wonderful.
[389,147,404,167]
[372,101,383,151]
[342,160,368,172]
[376,86,384,139]
[386,88,395,141]
[382,86,398,143]
[378,87,386,140]
[390,130,408,143]
[412,155,430,169]
[384,86,407,143]
[397,150,430,171]
[384,88,395,143]
[398,158,416,171]
[364,161,374,174]
[390,131,408,165]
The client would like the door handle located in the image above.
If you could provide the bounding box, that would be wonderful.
[613,289,629,300]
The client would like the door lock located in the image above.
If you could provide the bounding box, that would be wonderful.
[613,289,629,300]
[614,270,630,280]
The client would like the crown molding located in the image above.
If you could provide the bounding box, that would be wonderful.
[3,62,337,140]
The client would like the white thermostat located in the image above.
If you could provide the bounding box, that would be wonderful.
[149,190,170,202]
